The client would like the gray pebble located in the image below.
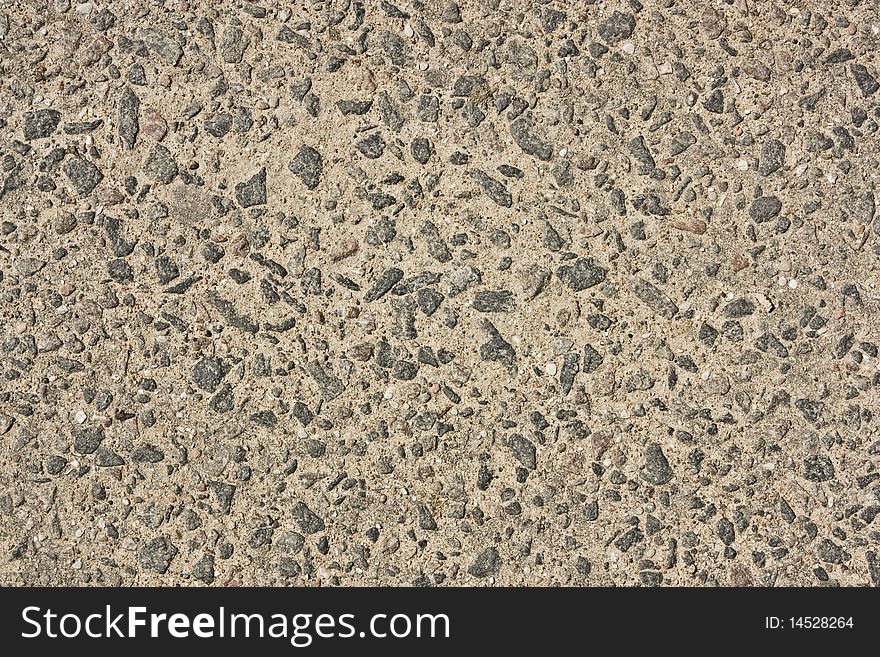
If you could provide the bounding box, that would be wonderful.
[289,145,323,189]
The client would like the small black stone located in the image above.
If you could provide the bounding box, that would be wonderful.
[507,433,537,470]
[132,444,165,463]
[759,140,786,176]
[235,168,266,207]
[723,298,755,318]
[356,132,386,159]
[803,454,835,482]
[557,258,607,291]
[411,137,432,164]
[716,517,735,545]
[63,157,103,196]
[23,109,61,140]
[473,290,514,312]
[749,196,782,222]
[597,11,636,43]
[468,547,501,577]
[642,442,673,485]
[73,426,105,454]
[292,501,325,534]
[138,537,178,574]
[192,356,229,392]
[289,145,323,189]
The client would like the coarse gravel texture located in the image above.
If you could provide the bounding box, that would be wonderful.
[1,0,879,588]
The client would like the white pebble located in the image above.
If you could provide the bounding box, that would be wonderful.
[788,278,798,289]
[621,42,635,54]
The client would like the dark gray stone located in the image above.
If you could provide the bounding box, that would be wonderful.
[583,344,604,373]
[192,554,215,583]
[208,481,236,514]
[468,547,501,577]
[723,298,755,318]
[95,447,125,467]
[356,132,386,159]
[416,502,438,530]
[292,501,325,534]
[759,139,785,176]
[289,145,323,189]
[107,258,133,283]
[46,455,68,475]
[716,517,735,545]
[155,256,179,284]
[118,87,140,149]
[143,144,177,184]
[417,94,439,122]
[305,360,345,400]
[220,25,249,63]
[867,551,880,586]
[703,89,724,113]
[202,242,225,263]
[24,109,61,140]
[364,268,404,302]
[138,537,178,574]
[818,538,850,564]
[749,196,782,222]
[479,319,517,372]
[276,531,305,554]
[63,157,103,196]
[141,28,182,65]
[290,401,314,427]
[507,433,536,469]
[132,444,165,463]
[411,137,431,164]
[235,168,266,207]
[615,526,644,552]
[127,63,147,85]
[803,454,834,481]
[824,49,854,64]
[473,290,514,312]
[557,258,607,291]
[337,100,372,115]
[416,288,443,315]
[851,63,879,97]
[470,170,512,207]
[796,399,823,424]
[628,136,655,173]
[560,352,579,395]
[248,527,274,549]
[510,117,553,161]
[204,113,233,138]
[393,360,418,380]
[584,500,599,521]
[642,442,673,485]
[597,11,636,42]
[251,410,277,427]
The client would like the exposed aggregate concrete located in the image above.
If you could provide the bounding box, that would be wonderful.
[1,1,880,587]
